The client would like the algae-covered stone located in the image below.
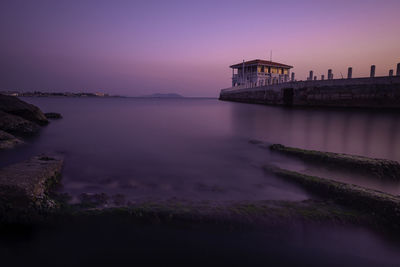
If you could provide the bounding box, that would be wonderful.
[0,130,23,149]
[264,164,400,226]
[0,94,48,125]
[0,155,63,208]
[269,143,400,180]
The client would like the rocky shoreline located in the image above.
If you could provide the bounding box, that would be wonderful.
[0,94,49,149]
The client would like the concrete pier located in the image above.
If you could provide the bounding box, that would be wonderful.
[220,61,400,109]
[348,67,352,79]
[370,65,376,78]
[219,75,400,109]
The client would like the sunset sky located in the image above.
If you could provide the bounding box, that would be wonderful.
[0,0,399,97]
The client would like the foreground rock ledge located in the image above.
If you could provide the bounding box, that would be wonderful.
[0,155,63,208]
[264,164,400,228]
[269,143,400,180]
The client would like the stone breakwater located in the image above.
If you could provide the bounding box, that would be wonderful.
[263,165,400,231]
[219,76,400,108]
[269,144,400,180]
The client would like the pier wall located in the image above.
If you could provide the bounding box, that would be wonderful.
[219,76,400,108]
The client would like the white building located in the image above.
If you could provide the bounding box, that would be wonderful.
[230,59,293,87]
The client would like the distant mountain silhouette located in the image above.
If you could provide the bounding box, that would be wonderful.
[140,93,184,98]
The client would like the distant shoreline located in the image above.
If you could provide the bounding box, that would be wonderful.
[2,91,217,99]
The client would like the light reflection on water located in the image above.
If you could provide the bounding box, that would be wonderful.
[230,103,400,161]
[230,103,400,194]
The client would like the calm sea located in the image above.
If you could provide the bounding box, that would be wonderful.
[2,97,400,199]
[1,97,400,266]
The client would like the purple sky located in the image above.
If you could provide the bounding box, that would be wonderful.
[0,0,399,97]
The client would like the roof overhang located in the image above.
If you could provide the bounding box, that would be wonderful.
[230,59,293,69]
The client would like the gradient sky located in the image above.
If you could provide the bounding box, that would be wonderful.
[0,0,399,97]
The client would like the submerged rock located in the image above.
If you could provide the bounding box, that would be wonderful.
[0,110,41,136]
[0,130,23,149]
[269,143,400,180]
[0,155,63,208]
[0,94,48,125]
[45,112,62,119]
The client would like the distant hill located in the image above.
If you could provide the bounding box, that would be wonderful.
[139,93,184,98]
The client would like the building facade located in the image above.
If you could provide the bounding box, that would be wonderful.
[230,59,293,88]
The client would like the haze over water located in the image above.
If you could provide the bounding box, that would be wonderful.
[2,97,400,201]
[1,97,400,265]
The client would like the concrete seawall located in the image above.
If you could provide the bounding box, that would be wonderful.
[219,76,400,108]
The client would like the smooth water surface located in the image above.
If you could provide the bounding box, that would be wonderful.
[2,97,400,266]
[2,97,400,199]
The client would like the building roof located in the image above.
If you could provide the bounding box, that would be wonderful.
[230,59,293,69]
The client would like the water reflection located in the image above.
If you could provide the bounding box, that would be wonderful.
[230,103,400,194]
[2,98,400,199]
[230,103,400,162]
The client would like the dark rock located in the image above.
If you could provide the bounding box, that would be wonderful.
[0,130,23,149]
[0,94,48,125]
[0,155,63,208]
[0,110,40,136]
[45,112,62,119]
